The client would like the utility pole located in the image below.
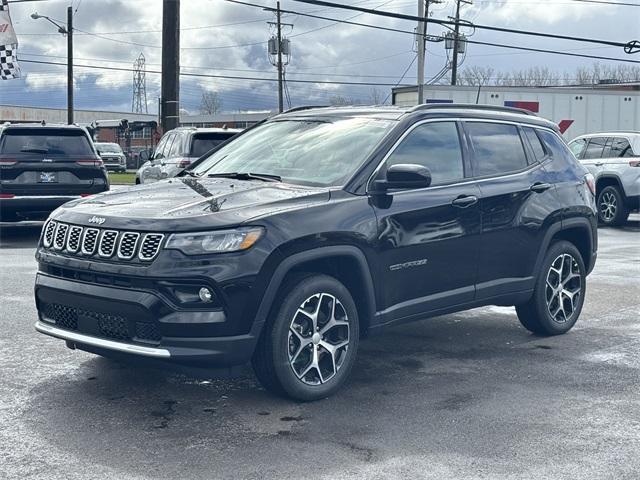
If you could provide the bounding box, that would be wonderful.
[67,6,73,124]
[416,0,426,104]
[276,2,284,113]
[267,3,292,113]
[161,0,180,132]
[450,0,461,86]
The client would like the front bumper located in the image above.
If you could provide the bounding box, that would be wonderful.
[34,273,260,367]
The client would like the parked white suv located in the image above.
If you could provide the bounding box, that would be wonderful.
[135,127,240,184]
[569,132,640,226]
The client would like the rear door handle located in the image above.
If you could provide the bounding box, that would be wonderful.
[530,182,552,193]
[451,195,478,208]
[594,162,604,167]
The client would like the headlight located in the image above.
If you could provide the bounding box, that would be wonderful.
[165,227,264,255]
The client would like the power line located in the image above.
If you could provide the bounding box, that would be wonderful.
[281,0,630,48]
[19,59,417,86]
[223,0,640,64]
[568,0,640,6]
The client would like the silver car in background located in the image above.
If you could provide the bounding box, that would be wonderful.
[135,127,241,184]
[94,142,127,173]
[569,131,640,226]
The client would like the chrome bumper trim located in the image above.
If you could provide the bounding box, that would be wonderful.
[35,321,171,358]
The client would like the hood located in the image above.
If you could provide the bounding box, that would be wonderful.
[54,177,330,231]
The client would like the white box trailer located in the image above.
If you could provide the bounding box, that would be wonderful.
[391,84,640,139]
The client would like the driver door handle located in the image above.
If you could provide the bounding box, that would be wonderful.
[530,182,552,193]
[451,195,478,208]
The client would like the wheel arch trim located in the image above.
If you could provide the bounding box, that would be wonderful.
[534,217,596,277]
[251,245,377,338]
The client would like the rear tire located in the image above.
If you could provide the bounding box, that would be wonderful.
[516,240,586,336]
[597,185,629,226]
[252,274,359,401]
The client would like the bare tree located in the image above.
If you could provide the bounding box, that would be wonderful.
[367,87,385,105]
[329,94,359,106]
[200,91,223,115]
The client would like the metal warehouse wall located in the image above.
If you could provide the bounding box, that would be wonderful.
[392,86,639,139]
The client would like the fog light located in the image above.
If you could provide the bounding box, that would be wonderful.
[199,287,213,303]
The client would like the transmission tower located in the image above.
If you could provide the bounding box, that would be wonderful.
[132,53,148,113]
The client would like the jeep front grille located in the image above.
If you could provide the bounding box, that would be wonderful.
[53,223,69,250]
[98,230,118,257]
[67,226,83,253]
[139,234,164,261]
[41,220,164,263]
[43,220,57,247]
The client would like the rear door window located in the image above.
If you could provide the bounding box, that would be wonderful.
[168,132,185,158]
[190,132,235,157]
[465,122,528,176]
[0,128,94,156]
[583,137,607,159]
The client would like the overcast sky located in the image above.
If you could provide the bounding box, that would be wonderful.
[2,0,639,114]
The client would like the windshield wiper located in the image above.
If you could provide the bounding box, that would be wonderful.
[207,172,282,182]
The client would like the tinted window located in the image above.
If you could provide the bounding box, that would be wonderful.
[190,132,236,157]
[0,128,94,156]
[466,122,528,176]
[610,137,634,158]
[583,137,607,159]
[569,138,587,159]
[95,142,122,154]
[384,122,464,186]
[537,129,576,166]
[523,127,546,162]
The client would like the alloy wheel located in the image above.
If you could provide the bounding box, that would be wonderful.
[599,191,617,222]
[545,254,582,324]
[288,293,350,386]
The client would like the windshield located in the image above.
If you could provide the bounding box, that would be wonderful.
[96,143,123,154]
[190,117,394,187]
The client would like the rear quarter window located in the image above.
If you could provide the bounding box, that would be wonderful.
[537,129,580,169]
[0,128,94,156]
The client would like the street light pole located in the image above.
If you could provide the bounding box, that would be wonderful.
[67,6,73,124]
[30,9,73,124]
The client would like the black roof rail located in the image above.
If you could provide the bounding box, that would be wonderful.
[281,105,330,114]
[409,103,537,116]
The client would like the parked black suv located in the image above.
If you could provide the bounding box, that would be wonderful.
[34,105,597,401]
[0,123,109,222]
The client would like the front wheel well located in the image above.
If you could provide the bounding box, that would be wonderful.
[283,255,374,337]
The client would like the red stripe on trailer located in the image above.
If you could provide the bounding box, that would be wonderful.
[558,120,574,134]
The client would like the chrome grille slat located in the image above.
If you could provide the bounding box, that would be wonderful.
[139,234,164,261]
[98,230,119,258]
[43,220,57,248]
[117,232,140,260]
[53,223,69,250]
[66,226,84,253]
[81,228,100,255]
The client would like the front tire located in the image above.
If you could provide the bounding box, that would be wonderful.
[252,274,359,401]
[598,185,629,226]
[516,240,586,336]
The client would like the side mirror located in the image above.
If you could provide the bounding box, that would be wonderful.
[139,150,149,161]
[372,164,432,192]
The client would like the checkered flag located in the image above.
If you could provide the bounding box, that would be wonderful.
[1,44,20,80]
[0,0,20,80]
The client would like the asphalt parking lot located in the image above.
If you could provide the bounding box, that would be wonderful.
[1,217,639,480]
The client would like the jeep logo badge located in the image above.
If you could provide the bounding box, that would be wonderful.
[88,216,106,225]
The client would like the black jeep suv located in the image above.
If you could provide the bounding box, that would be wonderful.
[34,105,597,401]
[0,123,109,222]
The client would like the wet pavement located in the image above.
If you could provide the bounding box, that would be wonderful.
[1,216,639,479]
